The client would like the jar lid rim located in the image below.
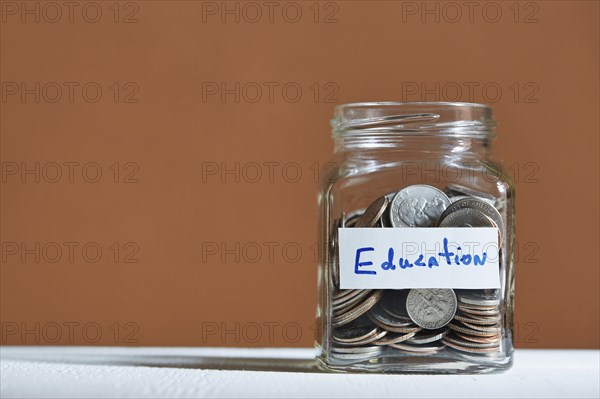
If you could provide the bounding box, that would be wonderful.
[332,102,495,138]
[335,101,492,111]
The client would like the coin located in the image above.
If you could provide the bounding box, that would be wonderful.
[380,192,397,227]
[333,289,354,300]
[457,290,501,307]
[332,316,380,343]
[332,290,383,327]
[331,345,384,354]
[334,327,388,346]
[448,323,499,337]
[443,338,500,354]
[439,197,504,232]
[343,209,364,227]
[444,334,500,349]
[333,289,371,313]
[458,304,500,316]
[372,331,418,345]
[454,314,501,325]
[454,331,501,344]
[438,207,497,228]
[368,302,414,328]
[330,345,384,361]
[406,289,457,329]
[406,329,448,345]
[389,342,444,353]
[354,196,389,227]
[445,184,498,204]
[459,321,501,334]
[389,185,451,227]
[380,290,411,319]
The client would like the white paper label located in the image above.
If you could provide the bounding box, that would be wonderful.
[338,227,500,289]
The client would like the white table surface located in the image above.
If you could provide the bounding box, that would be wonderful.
[1,347,598,398]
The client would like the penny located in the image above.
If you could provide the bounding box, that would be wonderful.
[354,196,389,227]
[439,197,504,232]
[406,289,457,330]
[389,185,451,227]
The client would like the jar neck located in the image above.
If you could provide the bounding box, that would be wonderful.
[334,135,493,160]
[331,102,495,160]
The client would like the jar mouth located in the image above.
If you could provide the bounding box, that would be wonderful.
[331,102,496,139]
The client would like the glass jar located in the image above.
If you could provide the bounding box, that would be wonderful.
[315,102,515,374]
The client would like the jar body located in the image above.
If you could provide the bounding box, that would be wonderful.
[316,103,515,374]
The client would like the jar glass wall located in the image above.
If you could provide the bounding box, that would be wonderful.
[315,102,515,374]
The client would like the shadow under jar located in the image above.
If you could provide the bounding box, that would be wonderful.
[315,102,515,374]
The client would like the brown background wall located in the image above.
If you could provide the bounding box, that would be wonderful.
[0,1,598,349]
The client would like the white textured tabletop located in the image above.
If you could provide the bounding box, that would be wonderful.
[1,347,598,398]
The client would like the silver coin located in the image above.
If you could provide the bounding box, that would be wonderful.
[389,342,445,353]
[406,289,457,330]
[332,288,363,304]
[332,290,383,328]
[406,329,448,345]
[332,317,380,343]
[449,195,471,204]
[331,347,383,360]
[454,331,501,344]
[331,345,384,354]
[354,196,389,227]
[380,290,411,319]
[458,304,500,316]
[459,321,501,334]
[372,330,418,345]
[448,323,500,337]
[445,184,497,202]
[335,329,388,347]
[333,289,371,313]
[443,338,500,354]
[389,185,451,227]
[454,314,501,325]
[368,302,413,328]
[439,197,504,232]
[438,207,497,228]
[457,290,501,307]
[343,209,364,227]
[380,192,397,227]
[444,334,500,349]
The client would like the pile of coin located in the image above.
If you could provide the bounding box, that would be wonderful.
[328,184,504,359]
[443,290,502,354]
